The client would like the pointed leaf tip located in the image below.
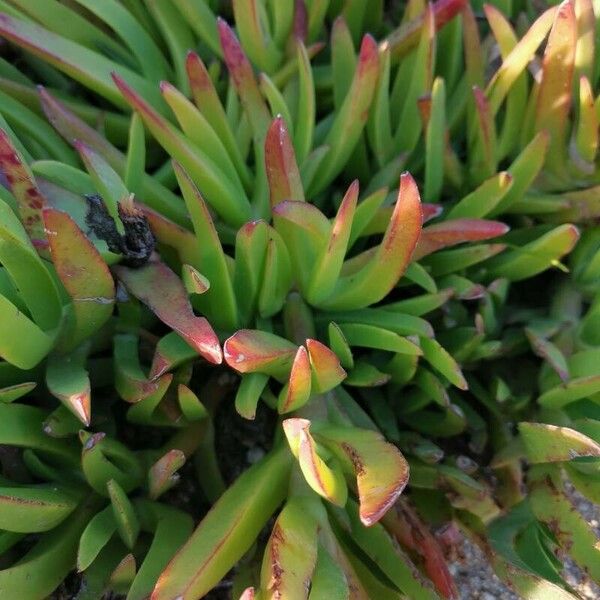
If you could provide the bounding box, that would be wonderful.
[265,116,304,207]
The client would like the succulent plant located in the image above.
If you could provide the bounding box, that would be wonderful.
[0,0,598,599]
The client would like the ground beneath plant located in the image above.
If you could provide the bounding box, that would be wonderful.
[449,486,600,600]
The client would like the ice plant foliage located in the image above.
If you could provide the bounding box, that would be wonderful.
[0,0,597,598]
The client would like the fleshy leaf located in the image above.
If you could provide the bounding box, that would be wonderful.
[282,418,348,506]
[265,116,304,208]
[260,497,320,600]
[414,219,509,260]
[0,484,80,533]
[305,339,347,393]
[278,346,312,414]
[113,74,251,226]
[318,173,422,310]
[114,258,222,365]
[307,180,359,305]
[0,128,46,243]
[149,450,186,500]
[46,348,91,426]
[152,448,291,600]
[224,330,297,380]
[315,425,410,525]
[309,34,380,194]
[519,422,600,463]
[43,207,115,350]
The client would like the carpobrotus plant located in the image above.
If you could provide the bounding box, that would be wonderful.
[0,0,598,599]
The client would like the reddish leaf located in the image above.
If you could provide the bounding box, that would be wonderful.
[148,449,186,500]
[305,339,346,392]
[0,129,46,244]
[217,18,271,136]
[315,425,410,525]
[278,346,312,414]
[224,330,297,380]
[535,0,577,172]
[382,499,458,599]
[43,208,115,349]
[319,172,422,310]
[413,219,509,260]
[39,87,123,168]
[384,0,467,59]
[265,116,304,208]
[113,74,250,226]
[114,258,222,365]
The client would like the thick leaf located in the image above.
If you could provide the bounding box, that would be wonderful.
[294,42,316,164]
[161,80,243,193]
[80,431,143,496]
[340,323,422,355]
[306,339,347,393]
[108,479,139,550]
[278,346,312,414]
[185,52,249,187]
[273,200,329,292]
[414,219,509,260]
[217,18,271,151]
[173,162,238,330]
[234,221,269,326]
[128,501,193,600]
[44,207,115,350]
[529,467,600,581]
[0,13,163,112]
[149,332,197,381]
[448,172,513,220]
[265,116,304,208]
[394,4,435,155]
[309,35,380,195]
[0,294,54,369]
[152,447,291,600]
[419,337,467,390]
[539,375,600,409]
[519,423,600,463]
[0,498,100,599]
[113,74,251,226]
[260,497,320,600]
[231,0,281,73]
[0,403,78,467]
[0,381,36,403]
[0,128,46,242]
[534,0,576,173]
[486,7,557,114]
[77,505,117,572]
[235,373,269,420]
[485,224,579,281]
[0,202,62,331]
[282,418,348,507]
[114,258,222,365]
[307,181,358,304]
[384,0,466,60]
[308,543,349,600]
[382,498,455,599]
[46,348,91,426]
[319,173,422,310]
[316,425,410,525]
[0,484,80,533]
[149,450,186,500]
[224,330,296,381]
